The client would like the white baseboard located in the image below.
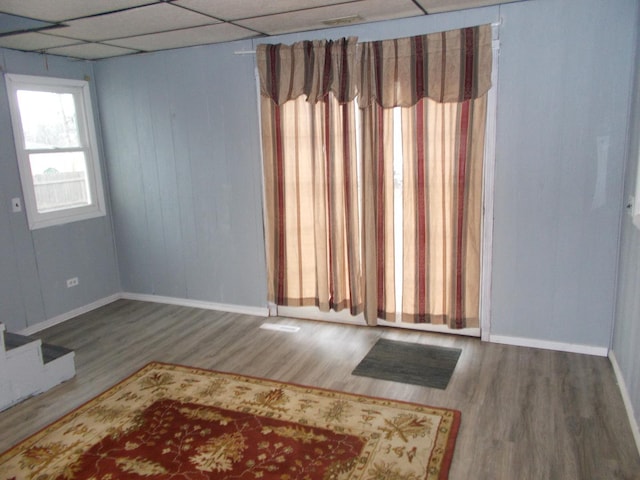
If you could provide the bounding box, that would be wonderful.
[121,292,269,318]
[17,292,269,336]
[609,351,640,456]
[488,334,609,357]
[19,294,121,336]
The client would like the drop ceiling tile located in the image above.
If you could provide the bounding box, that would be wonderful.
[235,0,423,36]
[0,32,81,51]
[415,0,515,14]
[45,42,139,60]
[46,3,218,42]
[175,0,350,21]
[108,23,258,52]
[0,12,55,34]
[0,0,156,22]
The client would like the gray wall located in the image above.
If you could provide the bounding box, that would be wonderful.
[490,0,638,348]
[95,0,638,350]
[93,8,499,311]
[94,41,268,307]
[0,0,634,353]
[0,50,120,332]
[612,2,640,444]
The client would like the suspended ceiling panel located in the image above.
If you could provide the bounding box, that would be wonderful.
[0,12,55,34]
[0,0,525,60]
[0,0,153,23]
[236,0,424,36]
[174,0,352,22]
[415,0,518,14]
[44,3,218,42]
[44,43,138,60]
[0,32,80,51]
[108,23,257,52]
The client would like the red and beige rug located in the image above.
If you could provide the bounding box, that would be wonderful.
[0,362,460,479]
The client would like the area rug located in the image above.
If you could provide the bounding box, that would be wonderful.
[352,339,462,389]
[0,362,460,479]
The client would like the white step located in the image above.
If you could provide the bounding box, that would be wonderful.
[0,327,75,412]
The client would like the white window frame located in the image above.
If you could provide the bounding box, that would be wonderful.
[5,73,106,230]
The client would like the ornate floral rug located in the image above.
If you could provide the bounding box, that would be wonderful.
[0,362,461,479]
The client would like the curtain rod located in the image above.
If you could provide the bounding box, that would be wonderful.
[234,21,501,55]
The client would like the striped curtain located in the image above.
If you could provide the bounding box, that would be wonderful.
[360,103,396,323]
[258,26,492,328]
[359,26,491,328]
[399,97,487,328]
[257,38,363,315]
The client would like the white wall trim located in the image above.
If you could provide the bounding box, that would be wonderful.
[609,351,640,456]
[489,334,609,357]
[120,292,269,317]
[479,30,500,342]
[19,293,121,336]
[17,293,616,360]
[16,293,269,337]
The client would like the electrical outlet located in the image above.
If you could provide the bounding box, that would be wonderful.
[66,277,79,288]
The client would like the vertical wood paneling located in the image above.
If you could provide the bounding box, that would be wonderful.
[97,62,153,293]
[95,0,637,347]
[145,58,187,298]
[0,186,34,332]
[491,0,637,348]
[32,220,119,319]
[0,48,119,329]
[95,40,269,308]
[612,1,640,450]
[132,69,171,296]
[0,66,44,330]
[161,51,201,299]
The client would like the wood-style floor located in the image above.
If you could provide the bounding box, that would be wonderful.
[1,299,639,479]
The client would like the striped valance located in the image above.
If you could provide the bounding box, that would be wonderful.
[359,25,492,106]
[257,25,492,107]
[256,37,359,106]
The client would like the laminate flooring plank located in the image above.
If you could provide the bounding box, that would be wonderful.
[0,299,638,480]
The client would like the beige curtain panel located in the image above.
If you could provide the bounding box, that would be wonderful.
[259,39,363,315]
[399,97,487,328]
[257,25,491,328]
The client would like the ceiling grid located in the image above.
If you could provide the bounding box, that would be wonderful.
[0,0,522,60]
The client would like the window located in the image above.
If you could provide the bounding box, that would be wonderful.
[5,74,106,229]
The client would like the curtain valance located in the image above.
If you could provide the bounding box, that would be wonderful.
[359,25,492,106]
[257,25,492,107]
[256,37,359,106]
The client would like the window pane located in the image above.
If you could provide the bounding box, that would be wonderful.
[29,152,91,213]
[17,90,81,149]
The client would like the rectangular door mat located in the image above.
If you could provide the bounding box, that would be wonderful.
[352,338,462,389]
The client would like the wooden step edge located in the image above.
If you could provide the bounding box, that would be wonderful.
[41,342,74,364]
[4,331,74,364]
[4,332,39,351]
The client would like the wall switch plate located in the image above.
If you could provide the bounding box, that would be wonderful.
[66,277,79,288]
[11,197,21,212]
